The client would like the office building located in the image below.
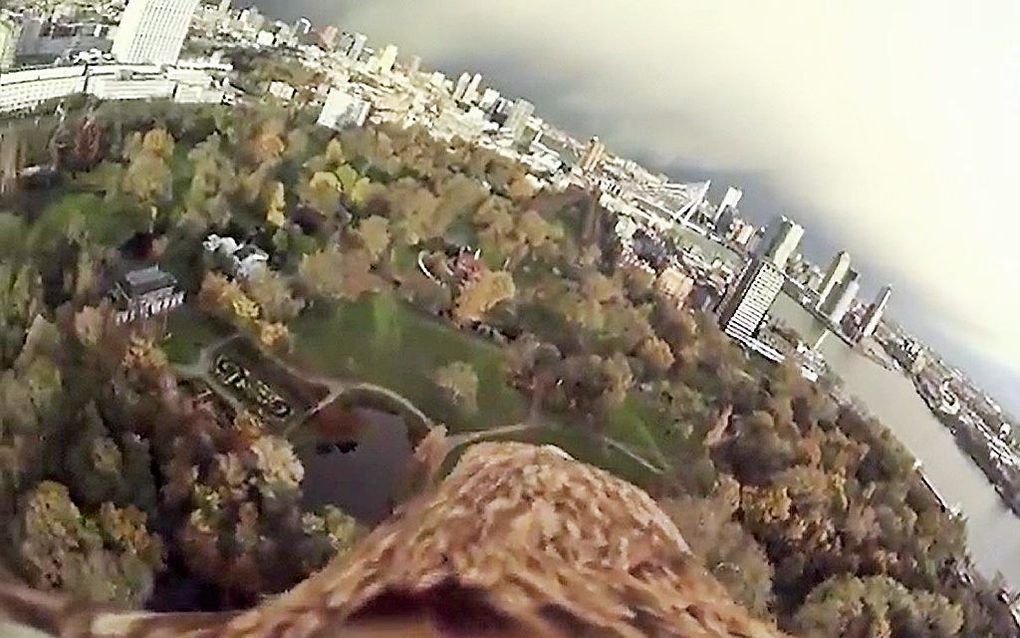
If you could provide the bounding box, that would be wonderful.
[478,87,500,110]
[464,72,483,103]
[579,136,607,173]
[112,0,200,65]
[717,186,743,221]
[859,285,892,339]
[346,32,367,61]
[503,98,534,143]
[237,7,265,31]
[821,268,860,324]
[817,250,851,308]
[293,17,312,35]
[757,215,803,270]
[318,25,339,50]
[0,16,20,70]
[317,86,369,131]
[376,44,398,74]
[719,258,785,340]
[452,72,471,101]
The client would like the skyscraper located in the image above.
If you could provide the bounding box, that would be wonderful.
[716,186,743,221]
[293,17,312,35]
[821,268,860,325]
[376,44,398,74]
[452,72,471,101]
[216,0,231,16]
[719,258,785,340]
[858,285,892,339]
[463,73,483,104]
[503,98,534,144]
[112,0,199,65]
[579,136,606,173]
[817,251,851,309]
[347,32,367,61]
[757,216,803,270]
[0,16,21,70]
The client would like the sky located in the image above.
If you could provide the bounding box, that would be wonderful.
[255,0,1020,414]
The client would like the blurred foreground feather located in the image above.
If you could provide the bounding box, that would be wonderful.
[0,435,785,638]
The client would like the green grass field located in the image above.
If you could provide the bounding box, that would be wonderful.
[291,291,527,432]
[290,291,673,471]
[163,307,233,365]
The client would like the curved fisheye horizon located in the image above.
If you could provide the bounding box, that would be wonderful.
[0,1,1019,637]
[258,0,1020,415]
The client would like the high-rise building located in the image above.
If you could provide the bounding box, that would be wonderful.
[452,72,471,101]
[858,285,891,339]
[237,6,264,31]
[377,44,398,74]
[112,0,199,65]
[293,17,312,35]
[463,72,483,104]
[503,98,534,143]
[216,0,231,16]
[478,87,500,110]
[757,216,803,270]
[318,25,339,50]
[817,251,851,309]
[317,86,370,131]
[579,136,606,173]
[719,258,785,340]
[0,16,21,70]
[408,55,422,74]
[716,186,743,221]
[821,268,860,324]
[347,32,367,61]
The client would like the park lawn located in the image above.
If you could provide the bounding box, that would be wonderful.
[163,306,232,365]
[606,395,670,469]
[291,291,527,432]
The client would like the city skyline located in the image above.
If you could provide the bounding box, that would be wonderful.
[254,0,1020,414]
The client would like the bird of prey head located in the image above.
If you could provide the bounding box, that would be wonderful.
[0,438,785,638]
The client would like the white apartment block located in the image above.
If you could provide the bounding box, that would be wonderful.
[0,66,88,113]
[112,0,200,65]
[317,86,369,131]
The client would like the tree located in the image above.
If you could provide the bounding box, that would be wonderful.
[122,148,171,204]
[265,180,286,227]
[185,133,236,228]
[637,335,675,377]
[662,485,775,619]
[794,575,963,638]
[433,361,479,414]
[18,481,164,605]
[244,269,304,323]
[303,171,342,215]
[298,248,384,301]
[354,215,391,264]
[72,116,104,170]
[452,270,515,325]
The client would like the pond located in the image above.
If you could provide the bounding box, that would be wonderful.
[300,406,415,525]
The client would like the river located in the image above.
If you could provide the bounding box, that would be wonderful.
[771,293,1020,588]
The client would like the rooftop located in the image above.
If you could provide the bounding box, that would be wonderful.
[120,265,177,296]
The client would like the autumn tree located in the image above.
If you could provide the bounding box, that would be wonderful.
[298,248,384,301]
[17,481,164,605]
[433,361,479,414]
[452,269,515,325]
